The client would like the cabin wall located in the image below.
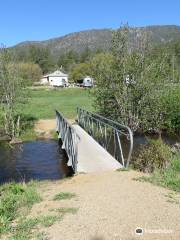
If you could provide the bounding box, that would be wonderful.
[49,76,68,87]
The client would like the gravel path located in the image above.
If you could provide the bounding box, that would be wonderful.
[31,170,180,240]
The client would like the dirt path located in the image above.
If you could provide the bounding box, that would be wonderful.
[33,119,180,239]
[34,119,74,138]
[31,170,180,240]
[34,119,56,138]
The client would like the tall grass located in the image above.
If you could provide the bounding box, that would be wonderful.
[138,154,180,192]
[133,139,180,192]
[133,139,172,173]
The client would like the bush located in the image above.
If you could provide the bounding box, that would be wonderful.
[162,86,180,132]
[133,139,172,173]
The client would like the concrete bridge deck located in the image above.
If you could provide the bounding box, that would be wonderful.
[73,124,122,173]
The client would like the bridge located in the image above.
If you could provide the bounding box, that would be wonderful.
[56,108,133,173]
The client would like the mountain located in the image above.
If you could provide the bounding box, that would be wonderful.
[144,25,180,43]
[13,29,113,58]
[13,25,180,58]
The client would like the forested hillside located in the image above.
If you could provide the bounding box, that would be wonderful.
[13,25,180,58]
[8,25,180,75]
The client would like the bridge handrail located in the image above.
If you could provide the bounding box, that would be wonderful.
[56,110,80,173]
[77,108,133,168]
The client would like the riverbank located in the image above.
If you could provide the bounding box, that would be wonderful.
[1,170,179,240]
[34,119,56,139]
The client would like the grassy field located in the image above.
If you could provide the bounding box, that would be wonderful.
[23,88,93,120]
[0,87,94,140]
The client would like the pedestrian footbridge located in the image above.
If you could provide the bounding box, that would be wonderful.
[56,108,133,173]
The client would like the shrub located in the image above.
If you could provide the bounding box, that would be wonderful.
[162,86,180,132]
[133,139,172,173]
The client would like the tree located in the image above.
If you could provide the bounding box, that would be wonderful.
[28,46,54,74]
[16,62,42,85]
[57,50,79,72]
[152,41,180,83]
[90,53,115,116]
[0,47,28,139]
[69,62,91,81]
[80,46,92,62]
[91,25,172,134]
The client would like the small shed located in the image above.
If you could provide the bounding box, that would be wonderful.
[40,70,68,87]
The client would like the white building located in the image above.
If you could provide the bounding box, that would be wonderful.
[40,70,68,87]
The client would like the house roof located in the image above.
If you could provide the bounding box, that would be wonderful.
[44,70,68,78]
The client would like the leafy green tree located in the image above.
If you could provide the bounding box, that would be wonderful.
[69,62,91,81]
[90,53,115,116]
[57,50,79,72]
[28,46,54,74]
[80,46,92,62]
[91,25,173,134]
[0,47,28,139]
[16,62,42,85]
[152,40,180,83]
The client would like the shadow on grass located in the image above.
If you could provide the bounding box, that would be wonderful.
[20,114,37,129]
[18,114,38,141]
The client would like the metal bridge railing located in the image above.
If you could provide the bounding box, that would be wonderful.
[77,108,133,168]
[56,110,79,173]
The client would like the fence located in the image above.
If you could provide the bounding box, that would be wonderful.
[56,110,79,173]
[77,108,133,168]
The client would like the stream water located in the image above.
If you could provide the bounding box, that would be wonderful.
[0,140,71,183]
[0,134,179,183]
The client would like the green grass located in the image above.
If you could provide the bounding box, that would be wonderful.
[116,167,129,172]
[136,154,180,193]
[8,206,78,239]
[49,207,78,215]
[20,128,38,141]
[37,215,63,227]
[0,88,93,141]
[9,215,62,240]
[0,181,41,236]
[164,192,180,205]
[53,192,76,200]
[34,232,49,240]
[23,88,93,120]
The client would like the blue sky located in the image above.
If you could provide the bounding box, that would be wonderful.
[1,0,180,46]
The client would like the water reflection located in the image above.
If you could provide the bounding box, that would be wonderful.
[0,140,71,183]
